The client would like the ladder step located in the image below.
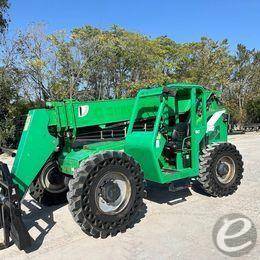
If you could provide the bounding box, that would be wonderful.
[162,168,178,174]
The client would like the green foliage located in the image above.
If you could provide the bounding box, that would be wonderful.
[0,0,9,34]
[223,44,260,124]
[0,23,259,146]
[246,97,260,123]
[0,69,16,146]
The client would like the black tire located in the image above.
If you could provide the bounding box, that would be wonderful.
[67,151,145,238]
[29,161,69,206]
[198,143,244,197]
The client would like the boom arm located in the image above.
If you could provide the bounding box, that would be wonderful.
[11,98,138,198]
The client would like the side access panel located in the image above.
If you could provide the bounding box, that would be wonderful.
[11,109,58,198]
[125,132,168,183]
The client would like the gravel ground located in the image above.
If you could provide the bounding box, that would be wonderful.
[0,133,259,260]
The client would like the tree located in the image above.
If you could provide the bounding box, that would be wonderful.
[1,22,259,145]
[14,23,63,101]
[225,45,260,125]
[71,25,168,99]
[0,0,9,35]
[0,67,17,145]
[246,97,260,123]
[174,38,233,89]
[49,28,95,99]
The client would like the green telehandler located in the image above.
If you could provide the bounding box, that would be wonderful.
[0,83,243,250]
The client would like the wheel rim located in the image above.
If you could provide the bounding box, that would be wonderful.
[94,171,131,215]
[215,156,236,184]
[40,164,67,194]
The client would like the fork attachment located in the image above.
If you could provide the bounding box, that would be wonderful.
[0,162,32,250]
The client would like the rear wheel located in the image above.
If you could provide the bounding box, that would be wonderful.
[29,161,69,206]
[198,143,244,197]
[67,151,145,238]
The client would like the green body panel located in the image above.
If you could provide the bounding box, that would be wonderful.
[125,132,168,182]
[59,140,125,174]
[10,82,228,199]
[47,98,135,129]
[11,110,59,197]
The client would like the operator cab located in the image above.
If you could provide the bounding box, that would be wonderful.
[164,114,190,153]
[161,89,192,166]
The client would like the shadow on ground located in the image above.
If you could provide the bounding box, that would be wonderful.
[145,180,212,205]
[145,182,193,205]
[19,182,208,252]
[22,199,65,253]
[191,182,211,197]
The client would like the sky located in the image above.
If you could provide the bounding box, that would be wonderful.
[8,0,260,51]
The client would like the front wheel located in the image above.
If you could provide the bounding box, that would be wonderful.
[29,161,69,206]
[198,143,244,197]
[67,151,145,238]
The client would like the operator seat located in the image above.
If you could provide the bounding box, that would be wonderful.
[171,122,190,150]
